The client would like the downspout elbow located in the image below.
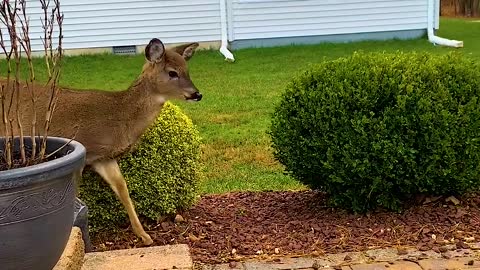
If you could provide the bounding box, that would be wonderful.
[220,0,235,62]
[427,30,464,47]
[220,45,235,62]
[427,0,463,47]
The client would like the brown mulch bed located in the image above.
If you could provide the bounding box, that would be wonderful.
[91,190,480,264]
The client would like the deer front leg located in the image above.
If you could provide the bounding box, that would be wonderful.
[92,159,153,245]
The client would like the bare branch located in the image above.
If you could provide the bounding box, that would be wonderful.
[17,0,37,163]
[39,0,63,161]
[15,42,25,164]
[0,0,14,168]
[40,0,52,79]
[1,84,11,167]
[4,0,27,165]
[44,126,77,160]
[0,0,64,169]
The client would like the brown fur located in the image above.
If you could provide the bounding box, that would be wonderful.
[0,39,202,245]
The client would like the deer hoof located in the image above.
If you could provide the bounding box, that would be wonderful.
[142,234,153,245]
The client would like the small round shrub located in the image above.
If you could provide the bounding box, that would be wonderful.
[79,101,202,233]
[269,51,480,213]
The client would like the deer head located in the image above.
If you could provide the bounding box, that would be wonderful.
[142,38,202,103]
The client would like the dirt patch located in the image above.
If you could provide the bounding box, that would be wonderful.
[201,143,283,179]
[205,144,279,167]
[209,113,239,124]
[91,190,480,264]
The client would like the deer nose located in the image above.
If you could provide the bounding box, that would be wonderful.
[186,92,202,101]
[194,92,202,101]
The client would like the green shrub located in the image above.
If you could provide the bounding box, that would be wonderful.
[269,51,480,213]
[79,102,202,233]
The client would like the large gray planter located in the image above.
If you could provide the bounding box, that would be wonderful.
[0,137,86,270]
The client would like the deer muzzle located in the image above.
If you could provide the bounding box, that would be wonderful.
[186,91,202,101]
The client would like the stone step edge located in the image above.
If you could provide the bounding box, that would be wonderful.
[81,244,193,270]
[195,243,480,270]
[54,227,86,270]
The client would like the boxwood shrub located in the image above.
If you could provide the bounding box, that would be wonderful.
[269,51,480,213]
[79,102,202,233]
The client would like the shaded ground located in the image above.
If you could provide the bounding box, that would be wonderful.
[92,191,480,264]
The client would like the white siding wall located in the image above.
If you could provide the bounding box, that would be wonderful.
[228,0,428,41]
[1,0,433,52]
[15,0,222,51]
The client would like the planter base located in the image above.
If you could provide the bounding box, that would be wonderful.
[74,198,92,252]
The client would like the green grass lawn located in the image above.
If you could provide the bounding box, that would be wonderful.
[30,18,480,194]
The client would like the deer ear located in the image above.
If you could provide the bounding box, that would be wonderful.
[145,38,165,63]
[173,42,199,61]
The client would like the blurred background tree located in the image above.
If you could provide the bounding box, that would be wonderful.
[441,0,479,17]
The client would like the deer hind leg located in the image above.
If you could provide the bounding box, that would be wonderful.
[92,159,153,245]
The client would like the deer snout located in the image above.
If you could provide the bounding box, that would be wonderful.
[186,91,202,102]
[193,92,202,101]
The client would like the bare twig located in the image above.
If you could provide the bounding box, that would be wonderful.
[0,0,64,169]
[6,0,27,165]
[0,20,12,168]
[0,84,10,167]
[0,0,14,168]
[0,0,27,165]
[40,0,52,79]
[44,127,78,160]
[39,0,63,160]
[18,0,37,163]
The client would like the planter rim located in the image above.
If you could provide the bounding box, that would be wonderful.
[0,136,86,190]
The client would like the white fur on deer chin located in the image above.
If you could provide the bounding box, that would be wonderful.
[154,95,167,104]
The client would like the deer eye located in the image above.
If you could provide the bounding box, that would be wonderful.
[168,71,179,78]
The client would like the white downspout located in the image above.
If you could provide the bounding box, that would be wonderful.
[219,0,235,62]
[427,0,463,47]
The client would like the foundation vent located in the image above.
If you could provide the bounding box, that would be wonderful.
[112,45,136,55]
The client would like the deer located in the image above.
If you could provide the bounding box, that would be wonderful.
[1,38,202,245]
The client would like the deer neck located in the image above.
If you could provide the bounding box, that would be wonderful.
[121,74,165,111]
[115,75,167,137]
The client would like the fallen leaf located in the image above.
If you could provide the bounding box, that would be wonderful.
[464,236,475,242]
[445,196,460,205]
[174,214,185,223]
[188,233,200,242]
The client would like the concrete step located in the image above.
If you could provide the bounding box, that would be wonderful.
[81,244,193,270]
[54,227,85,270]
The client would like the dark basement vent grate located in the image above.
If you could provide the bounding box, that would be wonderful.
[113,45,136,55]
